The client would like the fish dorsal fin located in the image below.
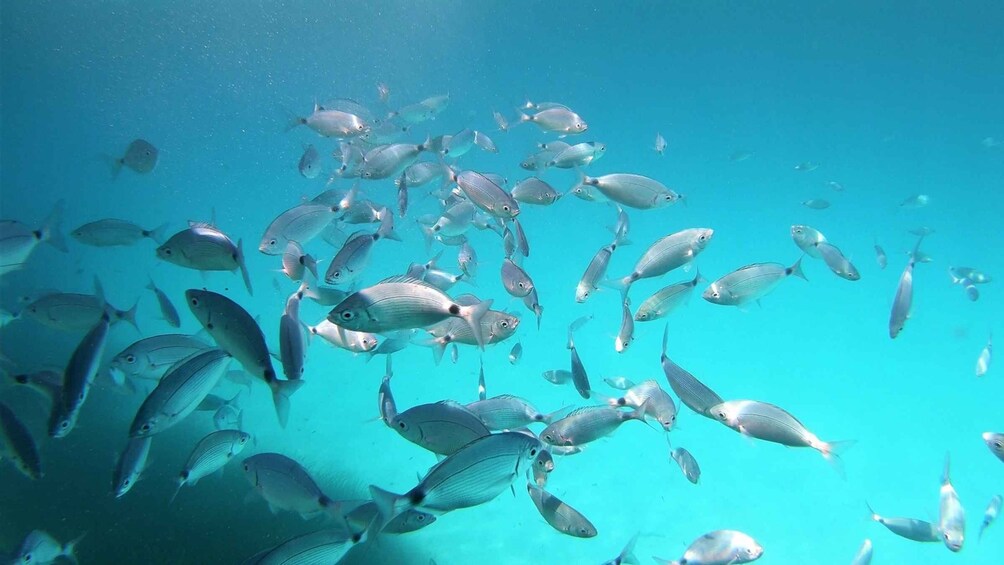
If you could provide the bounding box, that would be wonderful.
[378,275,438,290]
[344,230,369,243]
[566,405,606,417]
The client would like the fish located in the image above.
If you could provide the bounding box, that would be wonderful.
[653,530,764,565]
[976,334,992,376]
[709,400,850,464]
[542,370,572,385]
[794,161,819,171]
[703,258,807,307]
[615,300,634,352]
[661,325,725,419]
[112,436,152,498]
[369,431,543,524]
[939,454,966,552]
[512,218,530,257]
[129,348,232,437]
[501,258,535,297]
[516,107,588,134]
[790,225,826,258]
[655,133,667,154]
[422,309,519,363]
[10,530,83,565]
[49,314,110,438]
[359,137,432,180]
[579,172,680,209]
[158,222,253,295]
[298,144,321,178]
[613,228,714,298]
[605,380,676,431]
[889,237,924,338]
[328,276,492,348]
[865,503,941,541]
[280,241,318,282]
[851,539,872,565]
[899,194,930,208]
[111,334,211,381]
[520,142,569,171]
[0,201,67,276]
[465,394,559,430]
[71,219,168,247]
[453,170,521,220]
[508,342,523,365]
[21,278,138,332]
[568,315,593,399]
[603,377,635,390]
[186,289,303,426]
[547,141,606,168]
[398,161,449,189]
[387,399,491,456]
[949,266,992,284]
[814,242,861,281]
[343,501,436,534]
[874,243,887,269]
[309,319,378,353]
[540,404,647,447]
[242,528,368,564]
[984,432,1004,463]
[576,236,623,303]
[670,446,700,484]
[801,198,830,209]
[259,191,355,255]
[980,495,1002,539]
[827,181,845,192]
[634,270,704,321]
[492,110,509,132]
[511,177,561,205]
[602,534,639,565]
[147,277,180,327]
[474,130,498,153]
[324,209,399,285]
[278,290,307,381]
[110,138,158,177]
[288,104,369,137]
[526,484,597,538]
[522,286,544,329]
[242,453,344,519]
[0,401,43,480]
[531,449,554,487]
[173,429,251,501]
[442,128,475,157]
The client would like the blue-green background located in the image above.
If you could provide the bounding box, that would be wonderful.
[1,1,1002,563]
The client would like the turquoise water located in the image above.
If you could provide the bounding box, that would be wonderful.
[2,1,1002,563]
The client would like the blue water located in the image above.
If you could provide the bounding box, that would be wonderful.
[2,1,1003,563]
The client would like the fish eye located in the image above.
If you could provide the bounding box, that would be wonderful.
[416,515,425,522]
[141,423,151,431]
[163,248,172,255]
[123,479,130,486]
[397,422,406,429]
[60,421,69,429]
[500,321,509,328]
[243,464,249,471]
[996,441,1003,448]
[341,311,354,320]
[190,298,199,306]
[699,235,707,242]
[502,205,510,212]
[269,239,276,246]
[529,448,537,456]
[125,354,136,363]
[712,292,719,298]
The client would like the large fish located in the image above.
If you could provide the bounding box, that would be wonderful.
[109,138,159,177]
[613,228,714,298]
[579,172,680,209]
[652,530,764,565]
[129,348,232,437]
[158,222,253,295]
[526,484,596,538]
[110,334,211,381]
[703,259,806,307]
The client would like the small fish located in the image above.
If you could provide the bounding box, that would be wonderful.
[0,401,43,480]
[815,242,860,281]
[540,404,647,447]
[280,241,318,282]
[457,241,478,278]
[874,243,887,269]
[22,279,138,332]
[72,219,168,247]
[492,110,509,132]
[173,429,251,501]
[298,144,321,178]
[49,315,111,438]
[703,258,807,307]
[710,400,849,464]
[522,287,544,329]
[655,133,667,155]
[387,399,491,456]
[278,290,307,381]
[661,327,724,419]
[826,181,845,192]
[112,436,152,498]
[634,270,704,322]
[526,484,597,538]
[790,225,827,258]
[501,258,535,297]
[939,454,966,552]
[653,530,764,565]
[909,226,935,236]
[899,194,930,208]
[548,141,606,168]
[159,222,253,295]
[976,334,992,377]
[576,236,623,303]
[602,534,639,565]
[670,446,700,484]
[508,342,523,365]
[949,266,992,284]
[511,177,561,205]
[422,309,519,363]
[324,209,399,285]
[10,530,83,565]
[452,170,521,220]
[359,137,432,180]
[260,192,354,255]
[288,104,369,137]
[542,369,572,385]
[568,316,592,399]
[613,228,714,298]
[851,539,872,565]
[451,343,459,363]
[110,334,211,381]
[580,172,680,210]
[794,161,819,172]
[0,201,67,276]
[244,528,367,564]
[129,348,233,437]
[466,394,558,430]
[802,199,830,210]
[980,495,1002,539]
[983,432,1004,463]
[889,237,924,339]
[110,138,158,178]
[603,377,635,390]
[516,107,588,134]
[615,300,634,353]
[147,277,180,327]
[242,452,343,519]
[605,380,677,431]
[531,449,553,487]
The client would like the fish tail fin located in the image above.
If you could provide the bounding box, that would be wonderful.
[419,223,435,255]
[118,301,140,333]
[430,338,447,366]
[418,133,433,153]
[630,400,652,423]
[459,299,492,349]
[865,501,880,522]
[819,439,855,478]
[692,267,706,285]
[618,532,640,565]
[40,200,68,252]
[102,152,124,180]
[145,275,157,292]
[377,208,402,241]
[942,451,952,484]
[236,238,254,296]
[601,275,633,300]
[168,480,184,505]
[269,378,305,428]
[282,106,305,132]
[789,256,807,281]
[63,532,87,565]
[368,485,409,531]
[148,222,170,244]
[515,110,531,124]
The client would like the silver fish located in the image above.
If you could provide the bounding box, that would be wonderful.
[568,182,607,202]
[949,266,991,284]
[802,198,830,210]
[520,143,569,171]
[243,528,367,565]
[259,196,353,255]
[874,244,887,269]
[547,141,605,168]
[365,330,413,361]
[389,399,491,456]
[398,161,449,188]
[580,172,680,209]
[214,403,243,431]
[442,128,475,157]
[615,300,634,353]
[186,289,302,426]
[343,501,436,535]
[10,530,83,565]
[453,170,520,219]
[72,219,167,247]
[424,266,465,292]
[280,241,318,282]
[508,342,523,365]
[158,222,252,295]
[147,277,180,327]
[512,218,530,257]
[602,534,639,565]
[866,503,940,542]
[325,210,399,286]
[670,446,700,484]
[603,377,635,390]
[653,530,764,565]
[827,181,845,192]
[790,225,826,258]
[298,144,321,178]
[359,137,431,180]
[615,228,714,297]
[0,401,42,480]
[517,107,588,134]
[242,453,343,519]
[477,359,487,400]
[111,138,158,177]
[983,432,1004,463]
[328,276,492,348]
[576,236,623,303]
[511,177,561,206]
[22,279,138,332]
[301,280,350,307]
[710,400,848,462]
[980,494,1002,539]
[634,270,704,321]
[889,238,924,339]
[542,369,572,385]
[111,334,211,381]
[465,394,558,430]
[976,334,992,377]
[522,286,544,329]
[661,326,724,419]
[568,315,592,399]
[703,258,806,307]
[794,161,819,171]
[655,133,667,155]
[112,436,152,498]
[606,380,676,431]
[129,348,232,437]
[899,194,930,208]
[49,314,110,438]
[939,454,965,552]
[369,431,543,523]
[423,309,519,364]
[531,449,554,487]
[492,110,509,132]
[501,258,535,297]
[526,484,597,538]
[289,104,369,137]
[173,429,251,501]
[310,319,378,353]
[279,290,307,381]
[541,405,647,447]
[0,201,66,276]
[851,539,872,565]
[815,242,860,281]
